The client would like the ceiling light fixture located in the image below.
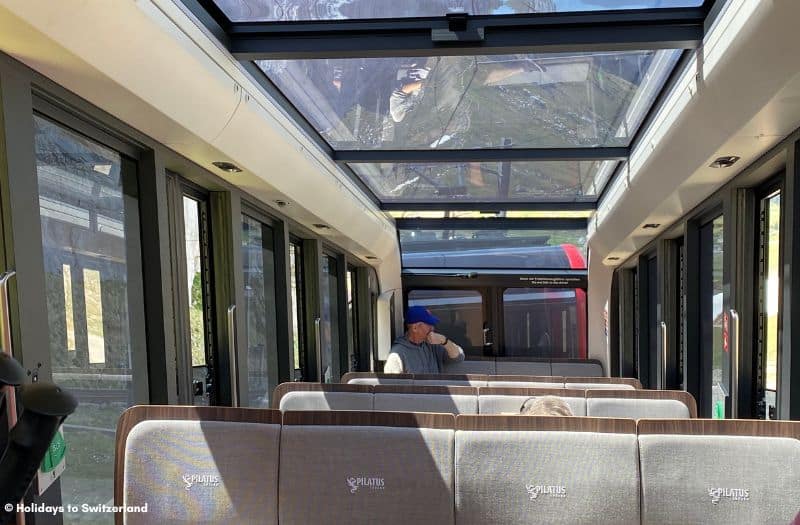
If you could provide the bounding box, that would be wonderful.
[275,200,289,207]
[607,256,620,261]
[365,256,378,260]
[212,161,242,173]
[312,223,330,230]
[709,156,740,168]
[643,223,661,229]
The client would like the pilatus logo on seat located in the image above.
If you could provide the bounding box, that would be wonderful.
[708,488,750,504]
[182,474,220,490]
[346,476,385,494]
[526,484,567,500]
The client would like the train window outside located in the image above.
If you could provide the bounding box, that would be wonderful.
[34,114,144,521]
[241,215,279,408]
[502,287,580,358]
[407,289,484,357]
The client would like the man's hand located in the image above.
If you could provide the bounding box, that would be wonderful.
[427,332,448,345]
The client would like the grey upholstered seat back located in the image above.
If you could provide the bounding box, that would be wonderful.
[551,362,603,377]
[442,360,496,375]
[413,379,488,387]
[348,377,414,385]
[587,398,691,419]
[278,390,374,411]
[478,395,586,416]
[455,417,640,525]
[495,361,552,376]
[123,419,280,525]
[565,382,636,390]
[638,431,800,524]
[374,393,478,414]
[487,380,564,388]
[279,412,456,525]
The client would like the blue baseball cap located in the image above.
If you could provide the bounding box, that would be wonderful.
[405,306,439,326]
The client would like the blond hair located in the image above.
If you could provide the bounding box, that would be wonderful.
[520,395,574,416]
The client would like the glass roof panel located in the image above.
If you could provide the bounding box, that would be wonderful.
[258,50,680,150]
[350,160,616,201]
[215,1,703,22]
[400,228,587,269]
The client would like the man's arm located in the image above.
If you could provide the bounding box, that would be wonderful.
[428,332,465,362]
[383,353,404,373]
[441,339,465,362]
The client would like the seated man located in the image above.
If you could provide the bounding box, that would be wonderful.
[520,396,574,416]
[384,306,465,374]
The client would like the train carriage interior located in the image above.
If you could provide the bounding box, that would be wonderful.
[0,0,798,523]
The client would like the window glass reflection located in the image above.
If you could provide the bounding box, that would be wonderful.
[241,215,279,407]
[35,115,138,522]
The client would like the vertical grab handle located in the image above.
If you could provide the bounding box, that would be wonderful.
[0,271,16,359]
[227,305,239,407]
[314,318,322,382]
[729,309,740,418]
[0,271,19,422]
[660,321,668,389]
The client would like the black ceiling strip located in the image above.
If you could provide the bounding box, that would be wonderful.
[395,217,588,230]
[381,200,596,212]
[336,147,629,164]
[228,8,705,60]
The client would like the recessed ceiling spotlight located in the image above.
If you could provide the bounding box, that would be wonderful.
[607,256,620,261]
[709,156,740,168]
[275,200,289,207]
[643,223,661,229]
[312,223,330,230]
[212,161,242,173]
[365,256,379,260]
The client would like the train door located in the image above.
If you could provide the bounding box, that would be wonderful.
[167,175,218,405]
[753,185,782,419]
[699,215,726,418]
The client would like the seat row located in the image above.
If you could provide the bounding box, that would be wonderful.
[116,407,800,525]
[342,372,641,389]
[273,383,697,418]
[437,357,604,377]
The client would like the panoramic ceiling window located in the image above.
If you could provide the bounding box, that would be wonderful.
[349,160,617,201]
[258,50,679,150]
[214,0,704,22]
[399,228,587,269]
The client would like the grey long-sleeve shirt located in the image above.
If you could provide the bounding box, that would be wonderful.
[383,336,464,374]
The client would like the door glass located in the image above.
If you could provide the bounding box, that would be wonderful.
[241,215,279,407]
[320,256,339,382]
[502,287,580,358]
[289,243,305,380]
[35,115,142,520]
[758,191,781,419]
[701,216,726,418]
[346,269,358,373]
[407,289,484,357]
[182,195,211,405]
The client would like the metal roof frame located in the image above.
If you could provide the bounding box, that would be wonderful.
[181,0,721,212]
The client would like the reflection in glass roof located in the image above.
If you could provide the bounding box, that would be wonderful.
[388,210,595,218]
[350,160,616,201]
[216,0,704,22]
[400,228,587,269]
[259,50,679,150]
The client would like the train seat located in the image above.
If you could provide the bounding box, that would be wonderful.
[586,391,697,419]
[477,388,587,416]
[373,386,478,415]
[279,411,456,525]
[118,407,281,525]
[455,416,641,525]
[637,419,800,524]
[273,384,373,411]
